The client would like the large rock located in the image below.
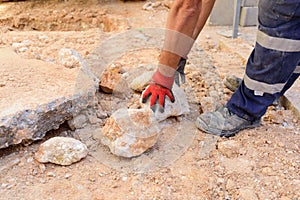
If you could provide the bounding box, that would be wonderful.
[101,108,160,158]
[35,137,88,166]
[144,83,190,122]
[0,48,98,149]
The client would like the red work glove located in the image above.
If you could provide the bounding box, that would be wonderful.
[141,70,175,113]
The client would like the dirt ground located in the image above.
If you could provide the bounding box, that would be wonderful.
[0,0,299,199]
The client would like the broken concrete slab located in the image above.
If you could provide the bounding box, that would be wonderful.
[0,48,98,149]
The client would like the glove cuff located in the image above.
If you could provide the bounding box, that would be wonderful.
[152,70,174,89]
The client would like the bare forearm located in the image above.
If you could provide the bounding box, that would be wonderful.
[193,0,216,39]
[159,0,202,71]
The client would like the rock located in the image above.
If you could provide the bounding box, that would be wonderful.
[67,114,88,130]
[200,97,220,113]
[101,108,160,158]
[35,137,88,166]
[144,83,190,122]
[163,0,174,8]
[0,48,98,149]
[217,140,241,158]
[99,63,123,93]
[0,82,6,87]
[58,48,82,68]
[142,2,154,10]
[96,109,108,119]
[129,70,154,92]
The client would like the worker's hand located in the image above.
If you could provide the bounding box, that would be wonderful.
[174,57,187,86]
[141,70,175,113]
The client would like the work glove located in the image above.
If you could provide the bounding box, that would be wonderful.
[174,57,187,86]
[141,69,175,113]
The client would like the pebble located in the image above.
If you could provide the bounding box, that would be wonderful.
[65,173,72,179]
[1,183,8,189]
[19,47,28,52]
[38,164,46,173]
[217,140,241,158]
[47,172,56,177]
[142,2,154,10]
[27,157,34,163]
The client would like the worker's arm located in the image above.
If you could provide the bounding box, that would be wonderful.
[142,0,216,112]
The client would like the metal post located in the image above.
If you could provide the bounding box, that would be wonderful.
[232,0,241,38]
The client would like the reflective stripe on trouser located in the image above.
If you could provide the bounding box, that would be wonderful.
[226,0,300,122]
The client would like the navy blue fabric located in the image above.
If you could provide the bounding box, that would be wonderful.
[226,0,300,121]
[258,0,300,39]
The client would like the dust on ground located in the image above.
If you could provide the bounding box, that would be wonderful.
[0,0,299,199]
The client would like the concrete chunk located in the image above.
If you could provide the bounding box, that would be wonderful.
[240,7,258,27]
[242,0,258,7]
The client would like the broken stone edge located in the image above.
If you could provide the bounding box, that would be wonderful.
[0,90,97,149]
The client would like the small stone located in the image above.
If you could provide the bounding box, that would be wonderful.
[1,183,8,189]
[18,47,28,53]
[65,173,72,179]
[89,177,96,182]
[143,2,154,10]
[92,128,103,140]
[130,70,154,92]
[38,164,46,173]
[35,137,88,166]
[47,172,56,177]
[96,110,108,119]
[67,114,88,130]
[39,35,49,40]
[87,113,101,124]
[27,157,34,163]
[205,35,211,39]
[0,82,6,87]
[200,97,220,113]
[101,108,160,158]
[163,0,174,8]
[217,140,241,158]
[40,179,47,184]
[12,42,25,49]
[99,64,123,94]
[58,48,83,69]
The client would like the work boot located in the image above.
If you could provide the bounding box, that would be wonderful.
[195,106,261,137]
[223,75,242,92]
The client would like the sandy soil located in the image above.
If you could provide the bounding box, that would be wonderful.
[0,0,299,199]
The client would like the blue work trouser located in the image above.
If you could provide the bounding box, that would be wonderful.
[227,0,300,121]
